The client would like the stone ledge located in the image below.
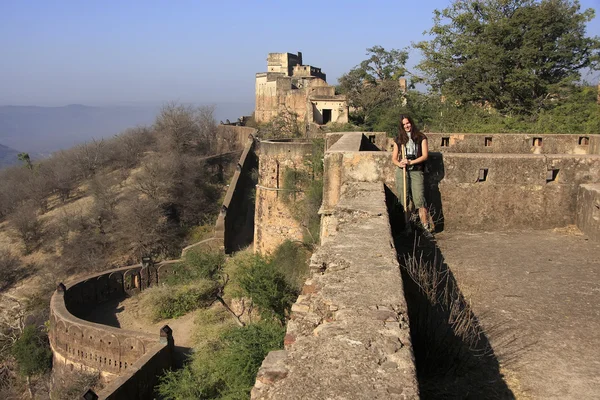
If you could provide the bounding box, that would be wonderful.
[252,182,418,399]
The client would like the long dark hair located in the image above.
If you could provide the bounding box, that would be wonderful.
[396,114,426,146]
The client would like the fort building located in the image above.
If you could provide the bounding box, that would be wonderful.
[255,52,349,129]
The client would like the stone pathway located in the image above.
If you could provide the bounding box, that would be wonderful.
[435,229,600,399]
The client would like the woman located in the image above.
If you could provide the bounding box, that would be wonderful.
[391,115,431,234]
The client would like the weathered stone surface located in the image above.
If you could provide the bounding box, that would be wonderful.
[576,183,600,241]
[254,140,314,254]
[252,182,419,399]
[421,133,600,155]
[322,149,600,232]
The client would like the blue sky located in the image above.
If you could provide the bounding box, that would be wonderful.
[1,0,599,107]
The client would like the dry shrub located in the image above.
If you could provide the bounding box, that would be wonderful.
[9,201,43,255]
[141,281,220,322]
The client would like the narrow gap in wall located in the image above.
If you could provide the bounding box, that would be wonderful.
[384,188,513,399]
[533,137,543,147]
[441,137,450,147]
[546,169,559,183]
[579,136,590,146]
[485,137,492,147]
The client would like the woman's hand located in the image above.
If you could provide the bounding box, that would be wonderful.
[398,158,409,168]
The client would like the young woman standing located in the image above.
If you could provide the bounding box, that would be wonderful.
[391,115,431,234]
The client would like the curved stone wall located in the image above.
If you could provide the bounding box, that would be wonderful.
[49,262,179,388]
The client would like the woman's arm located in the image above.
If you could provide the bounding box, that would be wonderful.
[392,142,407,168]
[407,138,429,167]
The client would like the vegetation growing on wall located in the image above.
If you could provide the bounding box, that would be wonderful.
[280,139,324,246]
[257,107,303,139]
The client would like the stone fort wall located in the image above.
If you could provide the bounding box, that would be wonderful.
[49,261,179,398]
[324,133,600,232]
[254,131,600,398]
[253,139,316,254]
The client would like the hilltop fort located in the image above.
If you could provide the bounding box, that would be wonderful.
[255,52,349,129]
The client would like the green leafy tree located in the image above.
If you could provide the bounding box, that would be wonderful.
[157,320,284,400]
[338,46,409,126]
[17,153,32,170]
[415,0,600,115]
[11,325,52,397]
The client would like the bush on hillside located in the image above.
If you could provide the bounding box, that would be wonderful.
[236,254,298,323]
[11,326,52,378]
[270,240,310,291]
[157,319,285,400]
[144,280,220,322]
[165,250,225,286]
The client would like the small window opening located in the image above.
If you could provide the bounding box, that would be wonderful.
[441,137,450,147]
[546,169,559,183]
[533,137,543,147]
[485,137,493,147]
[579,136,590,146]
[368,135,376,144]
[477,168,489,182]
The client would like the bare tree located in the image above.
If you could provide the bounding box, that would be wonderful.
[110,126,155,169]
[73,139,108,178]
[155,103,200,154]
[9,202,43,255]
[43,151,79,203]
[89,174,120,234]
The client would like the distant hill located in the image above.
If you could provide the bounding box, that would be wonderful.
[0,143,20,168]
[0,104,159,156]
[0,103,253,156]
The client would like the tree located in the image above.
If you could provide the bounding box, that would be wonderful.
[154,103,217,155]
[11,325,52,398]
[10,201,43,255]
[338,46,409,126]
[17,153,32,170]
[415,0,600,114]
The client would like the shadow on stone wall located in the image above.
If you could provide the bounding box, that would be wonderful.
[387,191,514,399]
[426,152,445,232]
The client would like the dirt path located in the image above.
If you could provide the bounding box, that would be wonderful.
[435,229,600,400]
[84,295,198,349]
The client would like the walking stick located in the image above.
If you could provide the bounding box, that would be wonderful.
[401,144,408,216]
[401,145,410,228]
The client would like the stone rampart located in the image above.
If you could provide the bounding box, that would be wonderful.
[323,132,600,231]
[216,125,257,154]
[49,261,179,397]
[323,150,600,231]
[252,182,418,399]
[93,340,173,400]
[417,133,600,154]
[254,139,315,254]
[215,132,258,253]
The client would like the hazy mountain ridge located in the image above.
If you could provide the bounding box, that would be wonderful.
[0,103,253,156]
[0,143,20,168]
